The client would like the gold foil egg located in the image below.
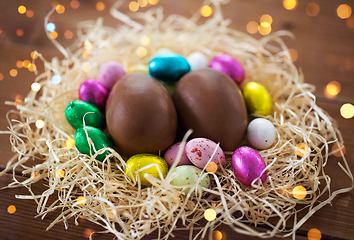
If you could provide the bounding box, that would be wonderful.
[241,81,272,116]
[124,153,169,186]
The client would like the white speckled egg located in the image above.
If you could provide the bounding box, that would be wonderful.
[247,118,276,149]
[186,52,208,71]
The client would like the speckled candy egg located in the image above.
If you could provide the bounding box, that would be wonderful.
[79,79,108,112]
[210,53,245,84]
[186,51,208,71]
[125,153,169,186]
[97,61,126,91]
[231,146,267,187]
[185,138,225,170]
[170,165,210,195]
[241,82,272,116]
[247,118,276,149]
[163,142,192,167]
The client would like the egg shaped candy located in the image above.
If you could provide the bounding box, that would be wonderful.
[242,82,272,116]
[79,79,109,113]
[163,142,192,167]
[170,165,210,195]
[105,73,177,157]
[125,153,169,186]
[247,118,276,149]
[97,61,126,91]
[173,68,248,151]
[186,138,225,170]
[231,146,267,187]
[210,53,245,84]
[186,51,208,71]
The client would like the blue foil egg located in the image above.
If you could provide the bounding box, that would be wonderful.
[149,52,190,83]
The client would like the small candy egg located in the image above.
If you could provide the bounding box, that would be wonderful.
[247,118,276,149]
[185,138,225,170]
[241,81,272,116]
[186,51,208,71]
[163,142,192,167]
[97,61,126,91]
[74,126,114,161]
[65,100,105,130]
[231,146,267,187]
[125,153,169,186]
[210,53,245,84]
[127,64,149,74]
[79,79,108,113]
[170,165,210,195]
[149,52,190,83]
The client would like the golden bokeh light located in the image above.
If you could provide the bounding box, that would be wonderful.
[129,1,139,12]
[16,60,23,68]
[332,143,346,157]
[31,82,41,92]
[77,196,86,205]
[201,5,213,17]
[49,31,58,39]
[14,99,22,107]
[137,47,147,57]
[18,5,27,14]
[306,3,320,17]
[140,35,151,46]
[346,16,354,29]
[337,4,352,19]
[340,103,354,119]
[26,9,34,18]
[295,143,309,157]
[71,0,80,9]
[10,69,18,77]
[138,0,148,7]
[204,208,217,221]
[307,228,322,240]
[96,1,105,11]
[31,171,40,181]
[82,51,92,59]
[16,29,24,37]
[7,205,16,214]
[64,30,73,39]
[84,40,93,50]
[0,73,4,81]
[213,230,223,240]
[35,120,45,129]
[206,162,218,173]
[292,185,307,199]
[28,64,37,72]
[56,169,65,179]
[260,14,273,25]
[83,228,95,238]
[64,137,76,148]
[246,21,259,34]
[285,48,298,62]
[283,0,297,11]
[22,60,31,68]
[31,51,39,59]
[82,62,92,72]
[258,24,272,35]
[55,4,65,14]
[148,0,159,5]
[324,81,341,98]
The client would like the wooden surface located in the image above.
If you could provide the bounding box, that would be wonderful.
[0,0,353,239]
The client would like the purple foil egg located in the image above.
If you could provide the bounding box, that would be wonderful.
[79,79,108,113]
[97,61,126,91]
[163,142,192,167]
[210,54,245,85]
[231,146,267,187]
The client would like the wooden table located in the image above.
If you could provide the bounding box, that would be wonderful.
[0,0,353,239]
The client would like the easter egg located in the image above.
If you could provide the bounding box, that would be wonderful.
[231,146,267,187]
[247,118,276,149]
[163,142,192,167]
[210,53,245,84]
[149,52,190,83]
[105,73,177,157]
[74,126,114,161]
[186,51,208,71]
[97,61,126,91]
[79,79,109,113]
[185,138,225,170]
[241,82,272,116]
[173,68,248,151]
[125,153,169,186]
[170,165,211,195]
[65,100,105,130]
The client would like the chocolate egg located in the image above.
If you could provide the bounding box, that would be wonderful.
[105,73,177,157]
[173,68,248,151]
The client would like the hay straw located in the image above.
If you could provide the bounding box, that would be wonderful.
[1,0,353,239]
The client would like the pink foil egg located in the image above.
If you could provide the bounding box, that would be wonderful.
[97,61,126,91]
[210,53,245,85]
[163,142,192,167]
[231,146,267,187]
[79,79,108,113]
[186,138,225,170]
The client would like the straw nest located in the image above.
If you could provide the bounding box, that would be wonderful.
[1,0,353,239]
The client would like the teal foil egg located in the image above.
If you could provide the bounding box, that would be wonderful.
[74,126,114,161]
[149,52,190,83]
[65,100,105,130]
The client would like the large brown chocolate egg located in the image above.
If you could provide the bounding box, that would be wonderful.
[173,68,248,151]
[106,73,177,157]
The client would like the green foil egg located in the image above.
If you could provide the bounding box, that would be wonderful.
[241,82,272,116]
[125,154,169,186]
[74,126,114,161]
[65,100,105,130]
[170,165,210,195]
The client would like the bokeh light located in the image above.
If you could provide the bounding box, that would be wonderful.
[84,40,93,50]
[82,62,92,72]
[64,137,75,148]
[46,22,56,32]
[52,75,61,84]
[332,143,346,157]
[307,228,322,240]
[204,208,217,221]
[18,5,27,14]
[201,5,213,17]
[55,4,65,14]
[28,64,37,72]
[96,1,105,11]
[51,1,59,9]
[36,120,45,129]
[285,48,298,62]
[31,171,40,180]
[9,69,18,77]
[129,1,139,12]
[49,31,58,39]
[138,0,148,7]
[64,30,73,39]
[324,81,341,98]
[77,196,86,205]
[140,36,150,46]
[340,103,354,119]
[16,60,23,68]
[213,230,223,240]
[137,47,147,57]
[258,24,272,35]
[22,60,31,68]
[260,14,273,25]
[31,82,41,92]
[82,51,92,59]
[295,143,309,157]
[246,21,259,34]
[31,51,39,59]
[26,9,34,18]
[0,73,4,81]
[148,0,159,5]
[7,205,16,214]
[292,185,307,199]
[206,162,218,173]
[306,3,320,17]
[337,4,352,19]
[71,0,80,9]
[56,169,65,178]
[283,0,297,11]
[83,228,94,238]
